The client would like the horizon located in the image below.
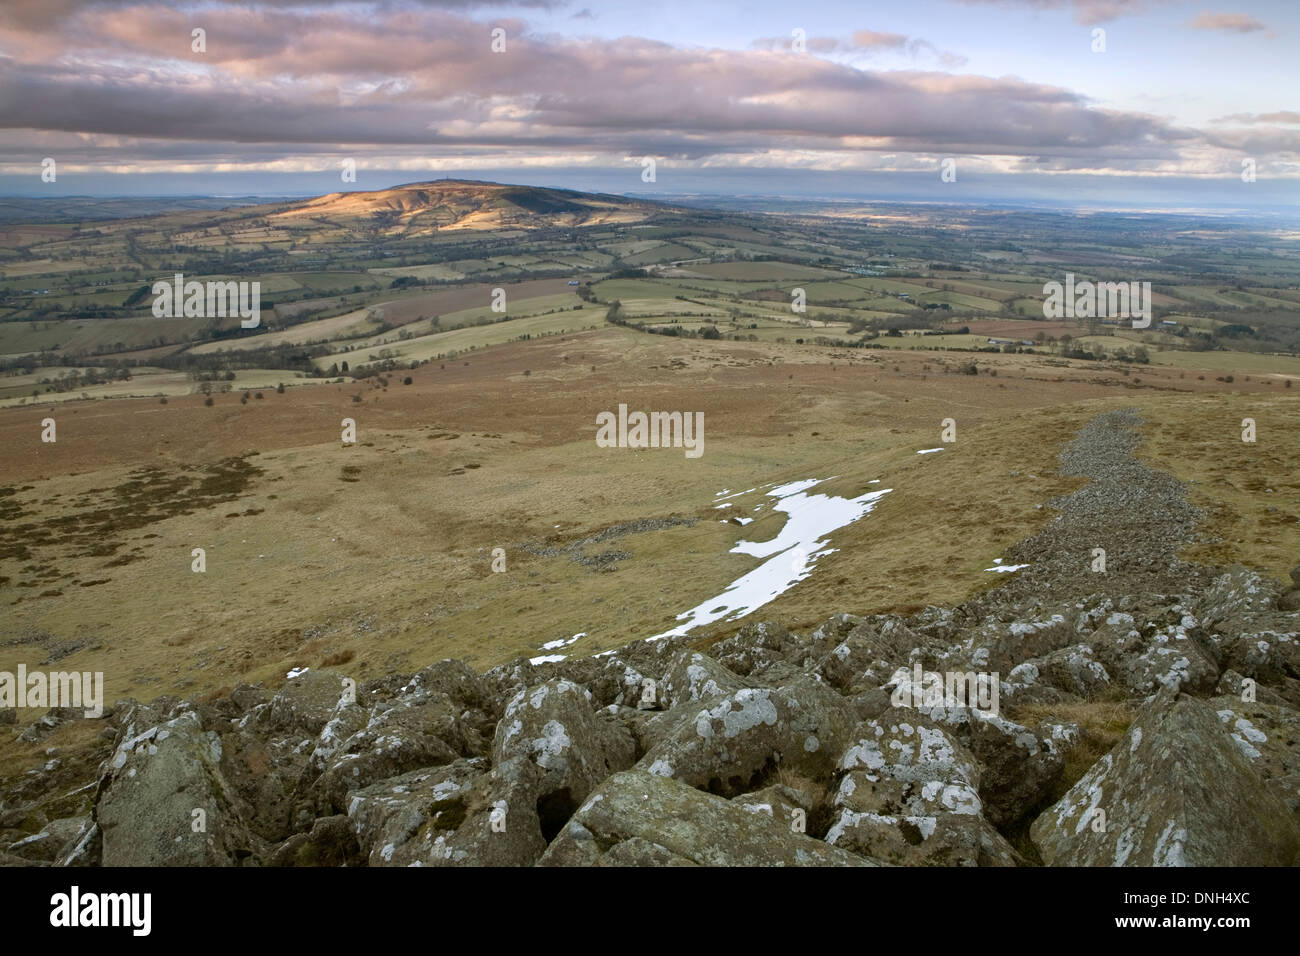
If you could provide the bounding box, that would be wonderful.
[1,0,1297,213]
[4,171,1300,222]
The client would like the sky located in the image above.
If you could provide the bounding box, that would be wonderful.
[0,0,1296,209]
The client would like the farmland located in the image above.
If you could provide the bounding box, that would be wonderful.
[1,180,1298,702]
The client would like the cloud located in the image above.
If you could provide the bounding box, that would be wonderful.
[1212,111,1300,125]
[0,1,1278,180]
[948,0,1172,27]
[848,30,909,49]
[1187,12,1267,33]
[751,28,967,64]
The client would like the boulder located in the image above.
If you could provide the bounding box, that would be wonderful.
[1116,622,1219,696]
[1035,644,1112,698]
[493,678,635,838]
[980,613,1074,673]
[97,710,257,866]
[1215,628,1299,689]
[314,691,483,813]
[896,702,1068,827]
[637,675,857,798]
[709,620,810,680]
[251,670,353,738]
[730,783,818,832]
[218,725,316,842]
[538,770,877,866]
[346,758,488,866]
[350,756,548,867]
[825,714,1020,866]
[268,814,363,867]
[1197,566,1275,630]
[658,651,748,710]
[5,816,89,863]
[1030,692,1300,866]
[1209,696,1300,820]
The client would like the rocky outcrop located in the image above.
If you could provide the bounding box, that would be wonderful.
[538,770,875,866]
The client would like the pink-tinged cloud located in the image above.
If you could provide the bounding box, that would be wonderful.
[849,30,909,49]
[1187,12,1267,32]
[949,0,1171,27]
[752,29,965,63]
[0,0,1283,178]
[1213,111,1300,125]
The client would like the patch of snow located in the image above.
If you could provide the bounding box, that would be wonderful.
[647,478,892,640]
[540,632,585,651]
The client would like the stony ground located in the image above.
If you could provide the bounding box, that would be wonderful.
[3,407,1299,866]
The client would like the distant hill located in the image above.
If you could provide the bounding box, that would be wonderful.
[267,180,669,233]
[0,180,675,232]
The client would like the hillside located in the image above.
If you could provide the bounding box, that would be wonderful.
[267,180,668,233]
[5,409,1299,867]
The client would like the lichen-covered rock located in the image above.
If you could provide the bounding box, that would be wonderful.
[659,651,748,710]
[217,725,314,842]
[812,618,912,695]
[1215,669,1291,708]
[637,675,857,798]
[313,690,487,813]
[350,755,556,866]
[1030,692,1300,866]
[825,713,1019,866]
[97,710,257,866]
[1035,644,1112,698]
[52,819,100,867]
[1215,629,1299,690]
[268,814,362,867]
[1197,566,1276,630]
[251,670,353,738]
[982,613,1074,672]
[405,659,493,713]
[5,816,89,863]
[346,758,489,866]
[709,620,828,683]
[1209,696,1300,820]
[493,678,635,834]
[730,783,818,832]
[538,770,877,866]
[906,703,1068,827]
[1116,622,1219,697]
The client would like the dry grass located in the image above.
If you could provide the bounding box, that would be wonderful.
[1,329,1295,709]
[1009,697,1138,802]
